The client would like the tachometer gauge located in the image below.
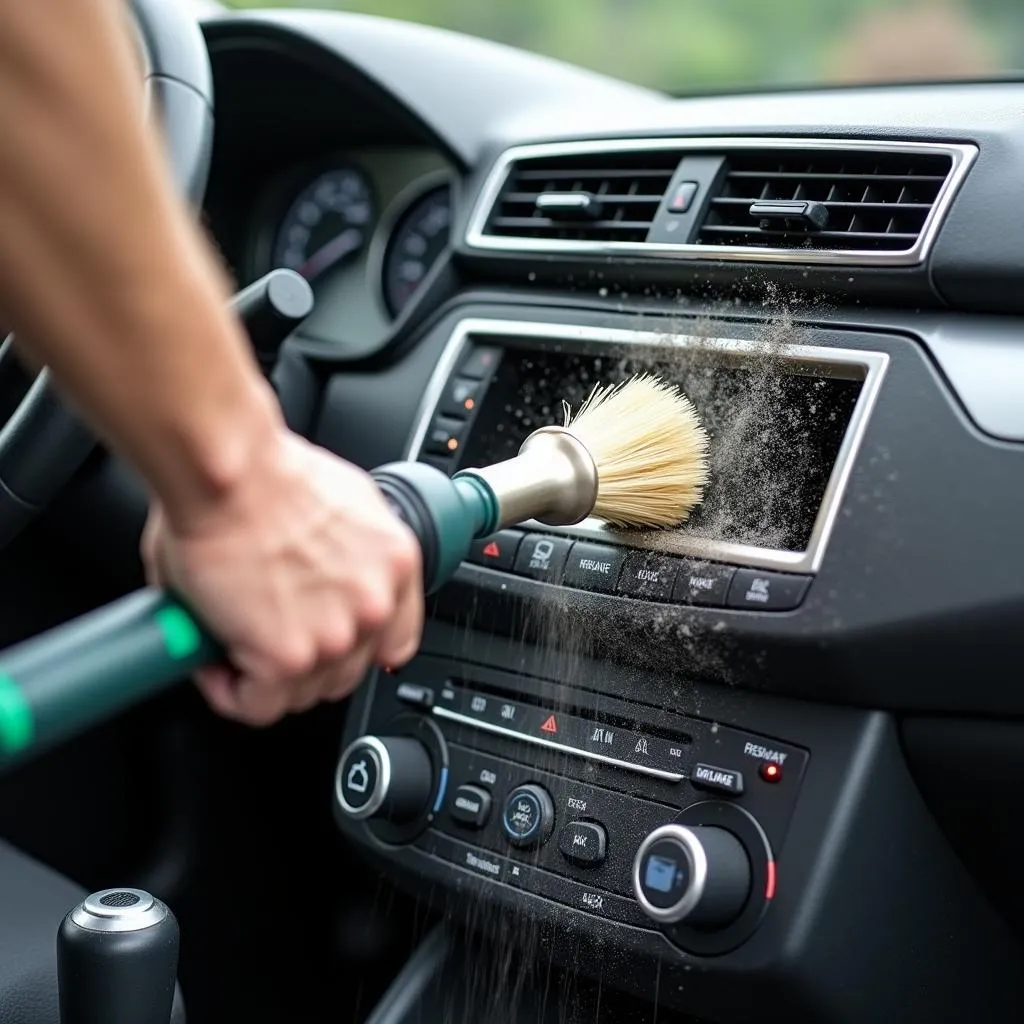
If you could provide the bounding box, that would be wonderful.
[382,182,452,316]
[272,167,374,282]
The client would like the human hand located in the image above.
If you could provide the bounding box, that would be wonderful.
[141,429,423,726]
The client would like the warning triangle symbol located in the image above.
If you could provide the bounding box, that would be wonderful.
[482,541,501,558]
[540,714,558,734]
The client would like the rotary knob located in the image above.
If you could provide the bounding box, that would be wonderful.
[334,735,433,825]
[633,824,751,929]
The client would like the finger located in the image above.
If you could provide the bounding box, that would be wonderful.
[375,571,423,670]
[287,664,337,714]
[194,665,243,720]
[228,676,291,728]
[324,641,377,703]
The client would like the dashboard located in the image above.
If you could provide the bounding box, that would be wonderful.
[188,9,1024,1024]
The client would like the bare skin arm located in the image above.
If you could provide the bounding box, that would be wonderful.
[0,0,423,725]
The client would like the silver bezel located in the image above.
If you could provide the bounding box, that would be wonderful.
[632,824,709,924]
[432,706,685,782]
[406,318,889,575]
[71,889,168,933]
[335,735,390,820]
[465,137,977,267]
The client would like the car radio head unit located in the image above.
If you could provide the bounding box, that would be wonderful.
[408,318,888,575]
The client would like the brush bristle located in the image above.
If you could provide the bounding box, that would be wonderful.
[562,373,710,528]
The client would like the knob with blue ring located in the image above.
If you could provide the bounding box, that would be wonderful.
[502,783,555,849]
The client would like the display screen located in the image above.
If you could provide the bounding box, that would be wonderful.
[456,340,863,553]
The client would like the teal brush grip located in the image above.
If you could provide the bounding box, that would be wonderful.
[0,589,220,769]
[0,461,498,774]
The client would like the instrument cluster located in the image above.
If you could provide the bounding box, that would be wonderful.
[245,148,454,355]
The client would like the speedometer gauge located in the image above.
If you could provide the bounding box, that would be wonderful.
[382,183,452,316]
[272,167,374,282]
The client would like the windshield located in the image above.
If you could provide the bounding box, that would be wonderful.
[220,0,1023,94]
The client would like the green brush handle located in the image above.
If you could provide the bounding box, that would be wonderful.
[0,463,497,772]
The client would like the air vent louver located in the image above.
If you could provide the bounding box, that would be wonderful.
[699,148,953,252]
[485,150,680,243]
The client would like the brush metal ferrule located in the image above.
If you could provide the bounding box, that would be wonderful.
[456,426,598,529]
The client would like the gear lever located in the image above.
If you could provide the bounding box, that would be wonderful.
[57,888,180,1024]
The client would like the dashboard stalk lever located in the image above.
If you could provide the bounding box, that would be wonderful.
[231,268,314,376]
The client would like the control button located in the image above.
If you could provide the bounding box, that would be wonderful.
[428,833,508,882]
[450,784,492,829]
[727,570,811,611]
[617,552,678,601]
[673,562,736,607]
[512,534,573,582]
[691,763,744,796]
[506,862,649,928]
[424,416,467,457]
[335,735,433,824]
[633,824,751,928]
[439,377,482,419]
[483,697,532,731]
[502,783,555,849]
[468,530,523,571]
[559,821,607,865]
[582,721,626,759]
[395,682,434,708]
[458,346,502,380]
[562,542,626,593]
[668,181,699,213]
[436,682,461,711]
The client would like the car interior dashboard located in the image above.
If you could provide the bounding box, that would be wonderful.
[3,6,1024,1024]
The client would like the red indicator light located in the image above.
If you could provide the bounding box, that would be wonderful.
[482,541,501,558]
[765,860,777,900]
[446,437,459,451]
[760,762,782,783]
[463,398,475,411]
[540,714,558,734]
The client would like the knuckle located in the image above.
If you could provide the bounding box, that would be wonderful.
[273,637,316,678]
[357,586,394,632]
[320,617,355,659]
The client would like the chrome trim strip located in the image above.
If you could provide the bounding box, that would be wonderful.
[404,318,890,575]
[432,706,686,782]
[464,137,977,267]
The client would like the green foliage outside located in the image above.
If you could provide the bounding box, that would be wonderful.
[220,0,1024,94]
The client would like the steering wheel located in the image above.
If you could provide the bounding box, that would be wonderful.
[0,0,214,549]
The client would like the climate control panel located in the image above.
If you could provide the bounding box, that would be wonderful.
[333,654,807,955]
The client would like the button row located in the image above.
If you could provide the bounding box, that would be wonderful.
[421,832,649,929]
[433,683,688,781]
[467,530,811,612]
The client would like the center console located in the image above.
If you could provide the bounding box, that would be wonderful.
[331,311,1024,1023]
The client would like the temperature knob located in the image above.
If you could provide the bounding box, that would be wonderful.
[633,824,751,928]
[335,735,433,824]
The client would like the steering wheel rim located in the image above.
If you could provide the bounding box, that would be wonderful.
[0,0,215,549]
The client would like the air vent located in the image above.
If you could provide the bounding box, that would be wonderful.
[466,138,976,267]
[699,148,953,252]
[484,150,680,243]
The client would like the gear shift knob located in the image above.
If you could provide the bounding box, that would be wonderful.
[57,888,180,1024]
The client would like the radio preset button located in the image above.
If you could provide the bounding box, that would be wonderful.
[513,534,573,583]
[439,377,482,419]
[727,570,811,612]
[450,784,492,829]
[673,562,736,607]
[563,542,626,593]
[424,416,468,458]
[458,346,502,380]
[559,821,607,866]
[502,784,555,849]
[617,552,678,601]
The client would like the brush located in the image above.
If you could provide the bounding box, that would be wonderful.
[0,374,708,770]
